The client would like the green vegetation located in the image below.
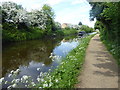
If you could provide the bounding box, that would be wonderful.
[1,2,62,42]
[36,34,95,88]
[2,23,44,42]
[89,2,120,65]
[62,28,78,36]
[1,2,79,43]
[102,39,120,66]
[80,25,94,33]
[78,21,82,25]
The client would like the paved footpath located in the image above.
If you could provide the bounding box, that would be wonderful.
[75,34,118,88]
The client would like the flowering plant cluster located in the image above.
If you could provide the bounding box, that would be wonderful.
[1,2,57,30]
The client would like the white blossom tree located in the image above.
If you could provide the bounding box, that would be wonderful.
[2,2,23,23]
[2,2,56,31]
[27,10,48,30]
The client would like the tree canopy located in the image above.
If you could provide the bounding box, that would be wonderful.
[1,2,61,42]
[78,22,82,25]
[89,2,120,42]
[89,2,120,64]
[2,2,56,30]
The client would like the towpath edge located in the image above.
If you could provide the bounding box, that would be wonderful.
[75,34,118,88]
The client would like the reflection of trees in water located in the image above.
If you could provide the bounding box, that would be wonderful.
[2,37,63,77]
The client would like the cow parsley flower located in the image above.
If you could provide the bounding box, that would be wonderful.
[37,78,40,82]
[43,83,48,87]
[42,64,45,66]
[7,85,12,89]
[0,77,4,84]
[37,68,41,71]
[55,79,58,83]
[8,74,12,77]
[12,83,17,88]
[31,82,35,86]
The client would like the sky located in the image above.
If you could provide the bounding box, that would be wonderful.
[1,0,96,27]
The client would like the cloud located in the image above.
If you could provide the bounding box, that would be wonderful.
[80,17,96,27]
[1,0,65,11]
[46,0,65,6]
[1,0,24,3]
[71,0,89,5]
[2,0,95,27]
[54,1,92,25]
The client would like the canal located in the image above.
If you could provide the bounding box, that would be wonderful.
[2,35,79,88]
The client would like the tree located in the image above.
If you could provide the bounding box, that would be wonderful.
[2,2,23,23]
[53,22,61,30]
[89,2,120,41]
[89,2,107,21]
[14,9,29,29]
[27,10,48,30]
[80,25,94,33]
[42,4,55,19]
[78,22,82,25]
[41,4,56,31]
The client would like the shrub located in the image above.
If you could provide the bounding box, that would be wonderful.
[80,25,94,33]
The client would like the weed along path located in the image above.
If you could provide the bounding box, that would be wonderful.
[75,34,118,88]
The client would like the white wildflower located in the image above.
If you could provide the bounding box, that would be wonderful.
[8,74,12,77]
[22,75,29,80]
[12,83,17,88]
[15,79,20,83]
[7,85,12,89]
[43,83,48,87]
[5,81,8,84]
[14,69,20,75]
[48,69,51,71]
[25,80,28,83]
[10,70,14,74]
[39,72,43,76]
[31,82,35,86]
[0,77,4,84]
[37,78,40,82]
[55,79,58,83]
[11,79,15,83]
[25,85,28,87]
[41,78,44,82]
[39,87,42,88]
[37,68,41,71]
[21,75,29,83]
[16,69,20,72]
[49,55,52,58]
[49,82,53,87]
[52,59,54,61]
[42,64,45,66]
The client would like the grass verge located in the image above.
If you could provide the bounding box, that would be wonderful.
[62,28,78,36]
[36,34,95,88]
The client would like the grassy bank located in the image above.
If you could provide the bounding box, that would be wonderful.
[2,24,45,42]
[2,24,78,43]
[101,38,120,66]
[36,34,95,88]
[62,28,78,36]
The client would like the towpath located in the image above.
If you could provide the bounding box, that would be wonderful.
[75,34,118,88]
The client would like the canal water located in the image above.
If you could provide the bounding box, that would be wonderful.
[2,35,79,88]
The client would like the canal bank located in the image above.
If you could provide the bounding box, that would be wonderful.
[2,35,78,88]
[2,34,95,88]
[75,34,118,88]
[36,34,95,88]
